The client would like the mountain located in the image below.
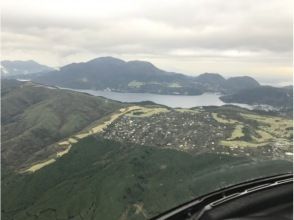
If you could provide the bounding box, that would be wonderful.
[195,73,226,86]
[193,73,227,92]
[225,76,260,91]
[195,73,226,84]
[32,57,200,95]
[192,74,260,93]
[220,86,293,109]
[31,57,260,95]
[2,79,123,170]
[1,60,54,77]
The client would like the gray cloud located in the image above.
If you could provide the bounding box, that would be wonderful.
[1,0,292,80]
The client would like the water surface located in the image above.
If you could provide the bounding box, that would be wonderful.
[62,88,253,109]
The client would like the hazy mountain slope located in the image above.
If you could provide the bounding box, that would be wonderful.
[1,79,124,170]
[2,136,291,220]
[220,86,293,109]
[193,73,226,92]
[1,60,54,77]
[195,73,226,84]
[225,76,260,91]
[31,57,260,95]
[32,57,202,95]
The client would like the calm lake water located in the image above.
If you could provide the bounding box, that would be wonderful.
[62,88,253,109]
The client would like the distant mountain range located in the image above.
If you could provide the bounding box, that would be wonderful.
[30,57,260,95]
[1,60,54,77]
[2,57,292,109]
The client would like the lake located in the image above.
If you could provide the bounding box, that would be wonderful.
[61,88,253,109]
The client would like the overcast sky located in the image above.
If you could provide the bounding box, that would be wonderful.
[1,0,293,82]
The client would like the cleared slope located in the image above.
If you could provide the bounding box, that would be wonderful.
[1,79,124,170]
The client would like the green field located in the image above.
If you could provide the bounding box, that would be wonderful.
[210,109,292,149]
[125,106,169,117]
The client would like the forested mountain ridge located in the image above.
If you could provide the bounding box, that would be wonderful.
[31,57,260,95]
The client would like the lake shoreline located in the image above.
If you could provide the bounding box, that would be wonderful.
[59,87,256,110]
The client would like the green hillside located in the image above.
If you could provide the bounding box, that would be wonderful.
[2,80,123,170]
[2,136,291,220]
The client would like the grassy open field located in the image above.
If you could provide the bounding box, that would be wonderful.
[125,106,169,117]
[212,112,238,124]
[210,109,292,149]
[227,124,244,140]
[241,113,293,138]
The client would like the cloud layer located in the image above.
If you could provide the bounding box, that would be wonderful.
[1,0,293,81]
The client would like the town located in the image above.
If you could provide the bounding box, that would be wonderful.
[102,106,293,161]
